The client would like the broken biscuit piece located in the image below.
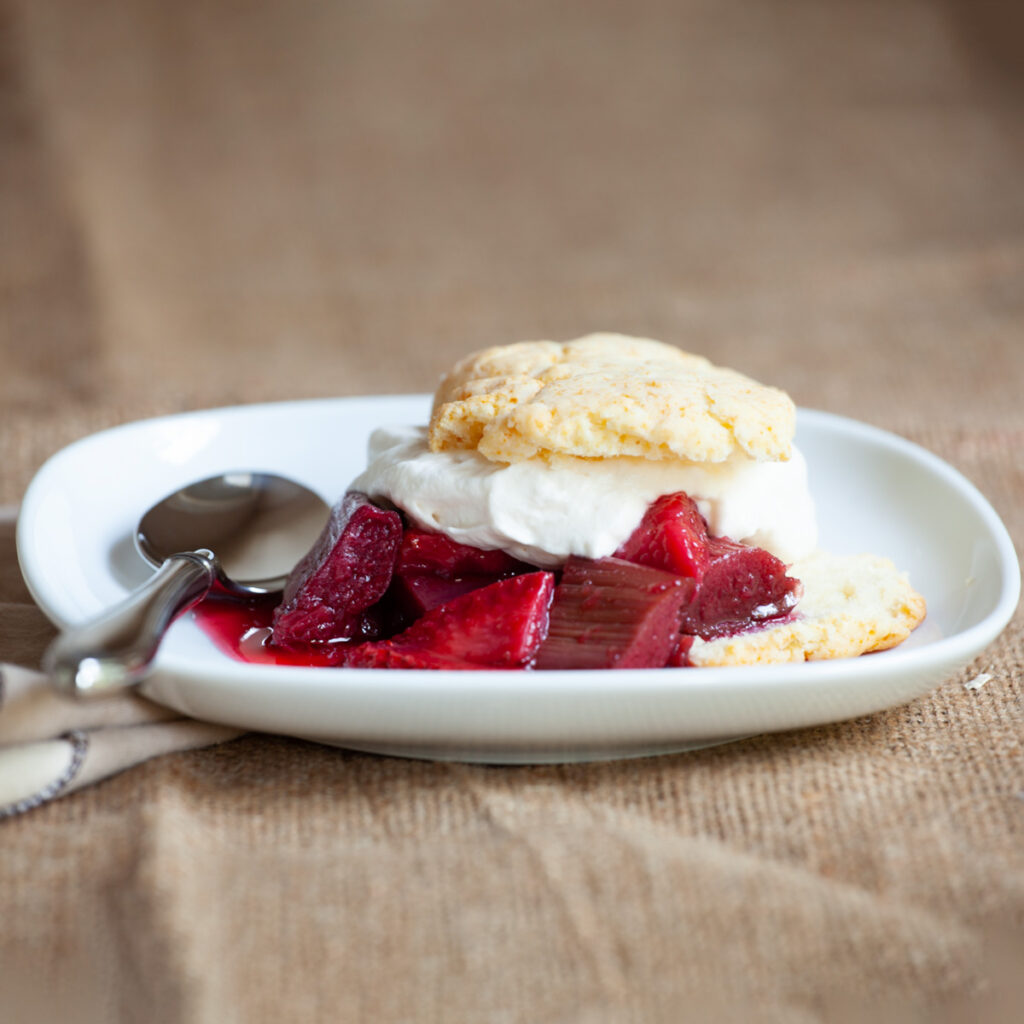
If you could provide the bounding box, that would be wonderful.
[687,551,927,666]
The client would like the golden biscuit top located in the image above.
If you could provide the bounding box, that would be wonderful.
[429,334,796,464]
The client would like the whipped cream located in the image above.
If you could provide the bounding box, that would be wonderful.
[351,426,818,568]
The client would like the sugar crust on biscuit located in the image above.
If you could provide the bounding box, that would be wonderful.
[687,552,928,667]
[429,334,796,464]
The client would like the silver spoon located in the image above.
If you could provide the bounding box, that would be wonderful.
[45,471,329,698]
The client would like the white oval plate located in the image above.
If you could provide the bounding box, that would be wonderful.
[17,397,1020,763]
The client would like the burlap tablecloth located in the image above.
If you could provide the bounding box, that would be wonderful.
[2,1,1022,1020]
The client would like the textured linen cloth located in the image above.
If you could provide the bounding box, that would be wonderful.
[0,656,242,816]
[1,1,1022,1021]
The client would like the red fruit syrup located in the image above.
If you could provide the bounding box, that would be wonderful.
[195,596,340,667]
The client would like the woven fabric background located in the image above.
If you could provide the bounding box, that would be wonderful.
[1,1,1021,1021]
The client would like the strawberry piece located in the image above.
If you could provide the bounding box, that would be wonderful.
[390,574,488,617]
[333,645,482,671]
[388,528,536,622]
[615,492,801,640]
[534,557,692,670]
[272,492,402,645]
[340,571,555,669]
[397,529,530,578]
[614,492,713,578]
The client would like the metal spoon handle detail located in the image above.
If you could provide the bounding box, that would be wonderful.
[45,551,219,698]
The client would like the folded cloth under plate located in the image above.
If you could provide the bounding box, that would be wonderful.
[0,663,241,818]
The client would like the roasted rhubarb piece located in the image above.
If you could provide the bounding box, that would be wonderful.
[272,492,402,645]
[340,571,555,669]
[534,556,691,670]
[615,492,800,639]
[388,529,532,620]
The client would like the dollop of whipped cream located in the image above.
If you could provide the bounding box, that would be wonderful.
[351,426,817,568]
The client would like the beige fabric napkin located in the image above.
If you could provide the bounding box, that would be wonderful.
[0,662,241,817]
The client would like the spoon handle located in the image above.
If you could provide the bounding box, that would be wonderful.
[44,551,218,698]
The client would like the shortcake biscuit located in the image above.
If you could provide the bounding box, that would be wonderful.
[687,552,927,667]
[430,333,796,464]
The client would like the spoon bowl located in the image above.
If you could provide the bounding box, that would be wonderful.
[45,471,329,697]
[136,472,330,593]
